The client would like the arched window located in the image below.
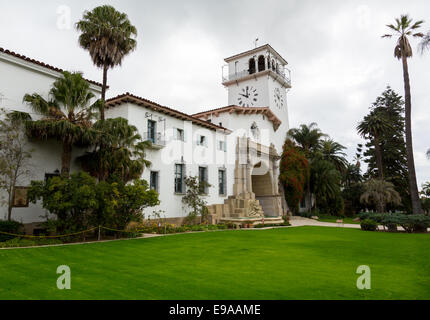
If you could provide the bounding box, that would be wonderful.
[271,59,276,71]
[267,58,271,70]
[249,58,256,74]
[276,63,279,73]
[257,55,265,72]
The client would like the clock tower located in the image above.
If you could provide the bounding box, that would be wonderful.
[222,44,291,151]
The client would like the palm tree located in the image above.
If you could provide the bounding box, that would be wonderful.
[421,182,430,197]
[360,179,402,213]
[288,123,327,157]
[79,117,151,182]
[319,139,348,172]
[419,32,430,53]
[288,123,327,211]
[382,14,424,214]
[23,71,98,176]
[76,5,137,121]
[357,112,392,179]
[311,160,341,210]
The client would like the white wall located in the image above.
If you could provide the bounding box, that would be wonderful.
[105,103,235,220]
[0,55,101,223]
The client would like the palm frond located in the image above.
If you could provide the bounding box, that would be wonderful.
[7,111,32,124]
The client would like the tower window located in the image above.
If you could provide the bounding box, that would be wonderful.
[258,55,265,72]
[249,58,256,75]
[272,59,276,71]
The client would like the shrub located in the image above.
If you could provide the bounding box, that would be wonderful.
[182,176,212,225]
[360,219,378,231]
[397,215,430,233]
[359,212,384,223]
[28,172,159,235]
[0,220,24,242]
[359,212,430,233]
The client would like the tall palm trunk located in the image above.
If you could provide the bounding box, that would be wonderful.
[374,134,384,179]
[61,142,73,177]
[401,55,423,214]
[100,64,108,121]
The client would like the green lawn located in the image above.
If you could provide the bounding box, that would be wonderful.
[0,227,429,300]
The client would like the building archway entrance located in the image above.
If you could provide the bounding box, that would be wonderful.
[207,138,285,225]
[251,162,276,216]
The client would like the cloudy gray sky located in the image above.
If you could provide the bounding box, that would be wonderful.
[1,0,429,186]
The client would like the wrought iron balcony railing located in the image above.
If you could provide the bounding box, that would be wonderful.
[222,68,291,86]
[142,132,166,148]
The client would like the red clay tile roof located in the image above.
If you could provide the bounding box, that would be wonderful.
[0,47,104,88]
[105,93,230,132]
[193,105,282,130]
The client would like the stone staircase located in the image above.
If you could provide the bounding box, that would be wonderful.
[207,192,264,223]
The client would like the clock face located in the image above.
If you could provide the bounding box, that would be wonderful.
[237,86,258,107]
[274,88,284,109]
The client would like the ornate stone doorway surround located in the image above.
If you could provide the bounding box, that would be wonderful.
[208,137,286,226]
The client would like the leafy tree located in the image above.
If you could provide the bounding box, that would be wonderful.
[76,5,137,121]
[360,179,402,213]
[0,109,33,221]
[311,159,343,215]
[319,139,348,172]
[357,110,392,179]
[382,15,424,214]
[342,163,365,216]
[279,139,309,214]
[28,172,159,234]
[358,87,410,211]
[288,123,327,211]
[28,172,98,234]
[79,118,151,182]
[22,71,98,177]
[95,178,159,231]
[288,122,327,157]
[182,176,212,224]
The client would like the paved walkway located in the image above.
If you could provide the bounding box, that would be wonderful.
[289,216,361,229]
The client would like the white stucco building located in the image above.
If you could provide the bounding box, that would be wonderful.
[0,44,292,228]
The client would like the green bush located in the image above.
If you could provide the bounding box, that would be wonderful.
[397,215,430,233]
[359,212,384,223]
[359,212,430,233]
[28,172,159,235]
[360,219,378,231]
[0,220,24,242]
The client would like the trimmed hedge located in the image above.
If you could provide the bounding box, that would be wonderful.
[360,219,378,231]
[359,212,430,233]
